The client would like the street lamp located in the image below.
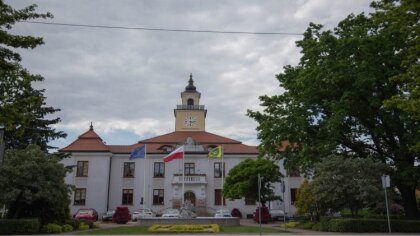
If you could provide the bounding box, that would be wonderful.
[0,124,5,165]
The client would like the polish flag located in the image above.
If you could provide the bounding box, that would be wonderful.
[163,146,184,162]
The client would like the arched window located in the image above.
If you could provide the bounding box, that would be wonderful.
[187,98,194,106]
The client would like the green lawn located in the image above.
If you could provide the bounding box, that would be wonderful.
[79,226,286,234]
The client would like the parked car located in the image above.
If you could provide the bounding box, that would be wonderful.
[269,209,288,221]
[112,206,131,224]
[214,209,232,218]
[253,206,271,224]
[73,208,98,222]
[161,208,180,218]
[231,208,243,218]
[101,209,115,222]
[132,208,155,221]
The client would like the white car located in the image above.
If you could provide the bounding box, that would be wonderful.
[214,209,232,218]
[161,208,180,218]
[132,208,155,221]
[269,209,288,221]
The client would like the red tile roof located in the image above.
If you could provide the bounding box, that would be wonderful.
[60,129,108,152]
[61,130,258,155]
[60,129,258,155]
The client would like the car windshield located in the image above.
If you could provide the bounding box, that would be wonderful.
[163,209,179,214]
[78,209,93,214]
[216,209,230,214]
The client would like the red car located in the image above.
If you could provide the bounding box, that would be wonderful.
[253,206,272,224]
[73,208,98,222]
[112,206,131,224]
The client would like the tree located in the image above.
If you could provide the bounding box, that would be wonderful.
[312,156,387,216]
[223,158,283,206]
[0,0,66,151]
[0,145,71,224]
[248,0,419,217]
[295,179,318,219]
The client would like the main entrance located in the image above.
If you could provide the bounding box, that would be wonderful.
[184,191,196,206]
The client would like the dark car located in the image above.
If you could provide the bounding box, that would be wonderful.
[112,206,131,224]
[253,206,271,224]
[74,208,98,222]
[102,209,115,222]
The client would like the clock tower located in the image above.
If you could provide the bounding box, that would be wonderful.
[174,74,207,131]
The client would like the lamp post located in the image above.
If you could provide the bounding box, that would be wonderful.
[0,124,4,165]
[381,175,391,233]
[0,124,5,218]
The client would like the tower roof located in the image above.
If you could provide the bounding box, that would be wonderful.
[185,73,197,92]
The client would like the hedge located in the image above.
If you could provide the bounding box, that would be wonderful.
[0,218,40,234]
[326,218,420,232]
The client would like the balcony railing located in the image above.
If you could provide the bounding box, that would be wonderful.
[177,105,205,110]
[172,174,207,184]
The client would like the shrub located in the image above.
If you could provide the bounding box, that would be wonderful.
[375,202,404,215]
[79,219,93,229]
[62,224,73,232]
[65,219,80,230]
[92,222,100,228]
[311,222,321,231]
[319,217,333,231]
[42,223,62,234]
[79,224,89,230]
[0,218,40,234]
[298,221,316,229]
[325,219,420,232]
[231,208,242,218]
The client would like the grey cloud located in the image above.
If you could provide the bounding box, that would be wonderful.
[6,0,371,147]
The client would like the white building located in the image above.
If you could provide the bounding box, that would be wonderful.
[60,76,304,217]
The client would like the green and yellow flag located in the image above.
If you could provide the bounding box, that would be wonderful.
[208,146,222,158]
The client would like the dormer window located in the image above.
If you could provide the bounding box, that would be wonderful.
[207,145,218,151]
[159,145,174,153]
[187,98,194,106]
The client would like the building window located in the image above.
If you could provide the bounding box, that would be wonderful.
[214,162,225,178]
[187,98,194,106]
[154,162,165,177]
[214,189,226,206]
[123,162,135,178]
[245,197,255,205]
[74,188,86,205]
[153,189,164,205]
[290,188,298,205]
[76,161,88,177]
[184,163,195,175]
[122,189,133,205]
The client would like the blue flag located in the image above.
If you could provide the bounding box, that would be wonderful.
[130,146,145,160]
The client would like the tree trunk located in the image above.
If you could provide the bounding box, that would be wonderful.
[398,183,418,218]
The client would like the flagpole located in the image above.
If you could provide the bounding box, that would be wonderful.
[221,145,224,212]
[143,144,147,208]
[182,146,185,206]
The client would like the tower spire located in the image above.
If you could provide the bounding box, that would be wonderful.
[90,122,94,131]
[185,73,196,91]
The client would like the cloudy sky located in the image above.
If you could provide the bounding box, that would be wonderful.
[6,0,372,149]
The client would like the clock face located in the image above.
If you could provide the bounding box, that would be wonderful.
[184,116,197,127]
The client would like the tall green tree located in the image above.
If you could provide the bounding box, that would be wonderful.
[0,145,71,224]
[248,0,419,217]
[223,158,283,206]
[312,156,388,217]
[0,0,65,151]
